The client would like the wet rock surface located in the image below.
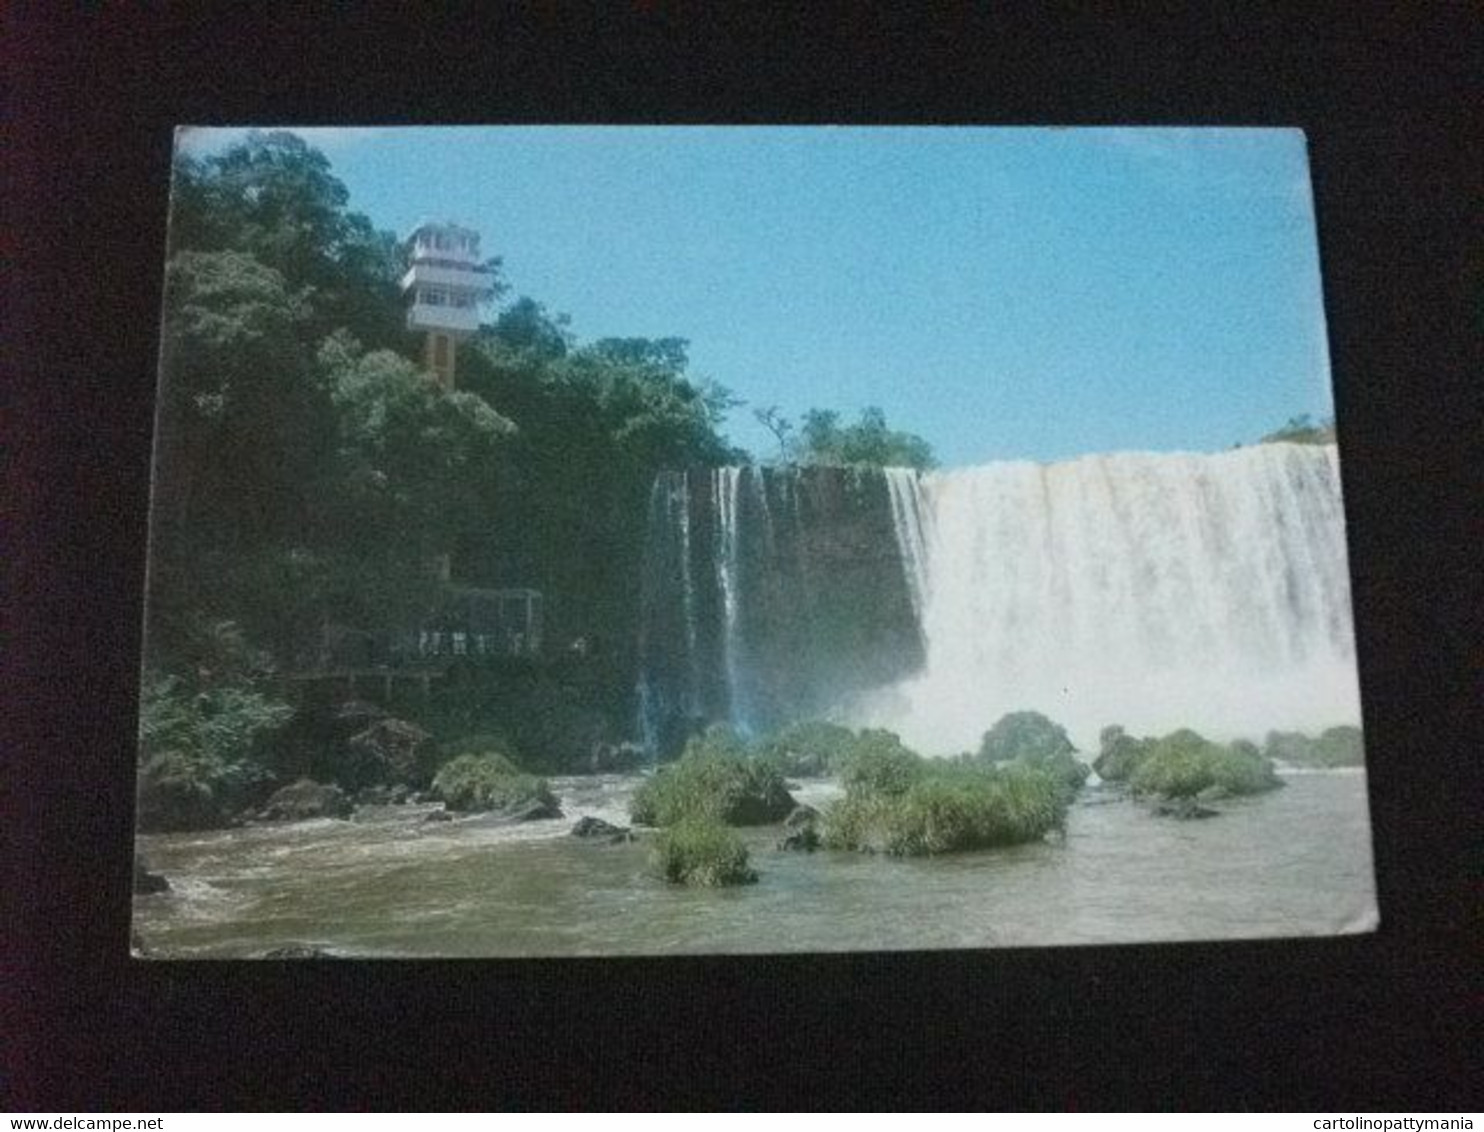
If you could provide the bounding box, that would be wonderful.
[257,778,353,822]
[570,816,635,842]
[133,858,171,894]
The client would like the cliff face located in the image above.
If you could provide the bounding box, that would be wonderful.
[639,465,923,755]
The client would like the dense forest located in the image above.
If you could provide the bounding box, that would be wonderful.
[138,131,935,830]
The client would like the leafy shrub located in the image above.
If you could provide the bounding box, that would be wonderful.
[756,720,860,777]
[1129,729,1282,800]
[836,729,925,798]
[1316,726,1365,766]
[136,675,293,831]
[631,730,795,827]
[1263,730,1309,764]
[1263,726,1364,768]
[650,818,758,886]
[1093,724,1155,782]
[1032,748,1093,801]
[971,712,1088,801]
[430,752,560,816]
[821,761,1068,856]
[977,711,1077,764]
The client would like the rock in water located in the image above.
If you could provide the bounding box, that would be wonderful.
[1153,797,1219,820]
[777,804,821,850]
[783,804,820,828]
[505,797,563,822]
[133,857,171,894]
[257,779,353,822]
[777,827,821,852]
[570,816,636,843]
[348,717,433,786]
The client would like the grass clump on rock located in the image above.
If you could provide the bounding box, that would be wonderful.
[821,733,1071,857]
[651,818,758,886]
[974,711,1089,801]
[630,728,796,827]
[1127,729,1282,801]
[430,750,561,817]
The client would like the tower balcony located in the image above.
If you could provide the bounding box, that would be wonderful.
[408,223,483,266]
[408,302,480,334]
[400,262,495,294]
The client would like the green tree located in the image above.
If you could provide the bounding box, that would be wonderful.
[146,129,745,783]
[312,333,514,635]
[458,330,739,690]
[148,250,335,666]
[493,296,572,360]
[169,130,424,351]
[754,405,796,462]
[796,406,935,469]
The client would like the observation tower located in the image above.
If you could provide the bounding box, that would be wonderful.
[401,221,496,389]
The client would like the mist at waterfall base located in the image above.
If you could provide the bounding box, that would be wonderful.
[637,444,1360,756]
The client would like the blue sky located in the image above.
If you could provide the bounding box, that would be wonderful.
[179,126,1334,468]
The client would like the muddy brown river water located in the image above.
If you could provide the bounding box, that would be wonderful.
[132,769,1376,958]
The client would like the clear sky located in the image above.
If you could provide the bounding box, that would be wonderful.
[179,125,1335,468]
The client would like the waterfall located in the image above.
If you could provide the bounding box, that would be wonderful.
[637,446,1356,758]
[884,467,931,625]
[713,466,748,731]
[865,443,1360,753]
[676,469,699,714]
[636,470,706,755]
[637,464,923,754]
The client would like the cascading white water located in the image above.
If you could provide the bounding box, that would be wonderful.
[884,467,931,625]
[866,443,1361,754]
[676,470,700,715]
[713,466,747,729]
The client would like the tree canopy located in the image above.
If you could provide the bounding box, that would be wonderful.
[148,130,741,709]
[795,406,936,469]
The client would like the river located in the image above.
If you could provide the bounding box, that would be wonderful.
[132,768,1376,957]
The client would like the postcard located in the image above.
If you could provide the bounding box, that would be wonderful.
[132,126,1375,957]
